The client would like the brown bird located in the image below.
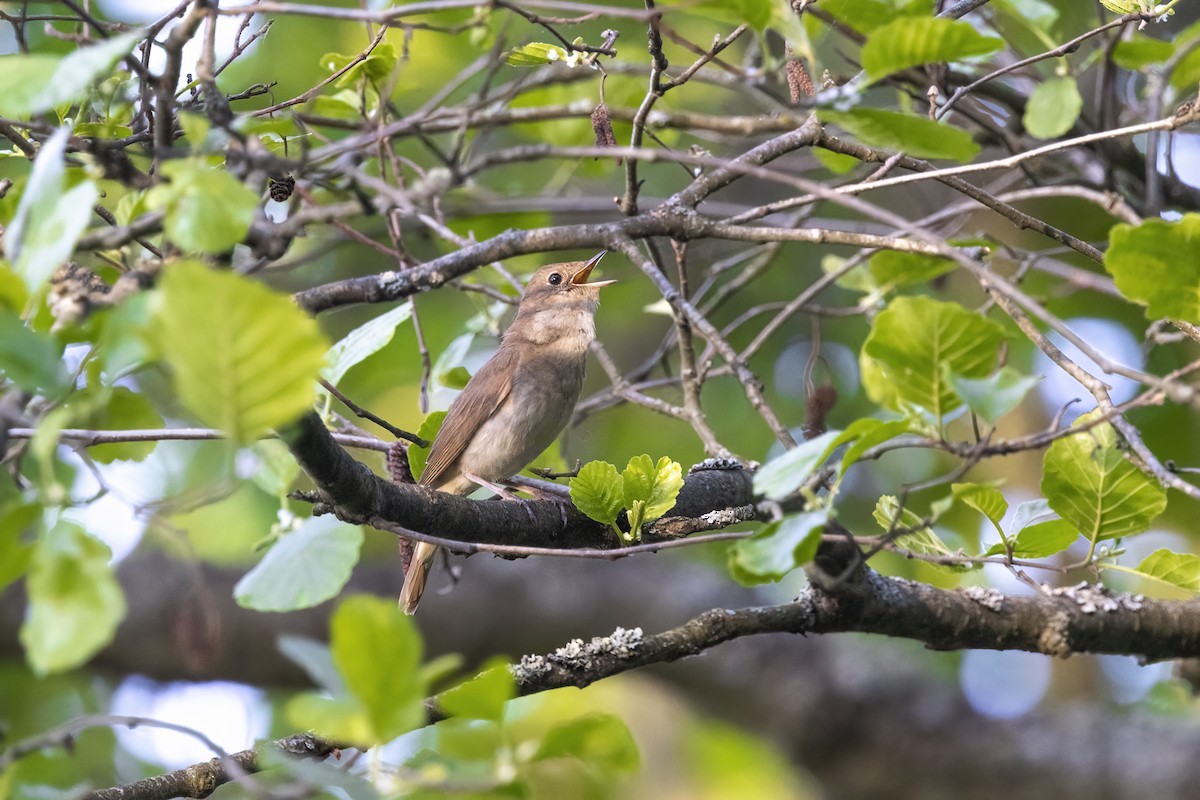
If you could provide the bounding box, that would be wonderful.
[400,251,614,613]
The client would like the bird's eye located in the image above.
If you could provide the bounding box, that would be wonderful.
[547,272,563,285]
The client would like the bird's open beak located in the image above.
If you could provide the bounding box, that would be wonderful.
[571,251,616,287]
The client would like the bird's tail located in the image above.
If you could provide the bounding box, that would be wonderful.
[400,541,438,615]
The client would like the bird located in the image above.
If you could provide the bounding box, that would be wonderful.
[400,251,615,613]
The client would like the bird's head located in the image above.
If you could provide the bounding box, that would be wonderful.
[510,251,615,339]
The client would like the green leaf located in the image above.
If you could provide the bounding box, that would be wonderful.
[822,254,875,294]
[0,503,37,590]
[985,518,1078,558]
[952,483,1008,527]
[505,42,570,67]
[147,159,260,253]
[0,32,139,116]
[813,148,860,175]
[950,366,1040,424]
[534,713,640,773]
[1105,214,1200,322]
[20,522,126,675]
[74,387,164,463]
[729,511,826,585]
[1023,76,1082,139]
[622,454,684,521]
[322,302,414,387]
[626,499,647,539]
[322,43,399,85]
[868,251,955,289]
[1129,549,1200,592]
[819,108,980,162]
[439,366,472,390]
[277,635,345,695]
[0,312,67,395]
[234,518,363,612]
[408,411,446,482]
[835,418,912,475]
[863,296,1005,421]
[752,429,842,500]
[5,127,100,294]
[439,659,516,722]
[1041,412,1167,545]
[874,496,977,572]
[862,17,1003,82]
[1112,35,1173,69]
[570,460,623,529]
[289,595,426,744]
[287,694,373,746]
[156,261,328,444]
[817,0,912,33]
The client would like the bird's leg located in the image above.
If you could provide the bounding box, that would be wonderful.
[464,473,572,529]
[464,472,524,501]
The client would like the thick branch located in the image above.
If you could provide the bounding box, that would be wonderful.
[283,412,754,549]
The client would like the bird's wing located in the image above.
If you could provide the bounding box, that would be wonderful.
[419,344,517,489]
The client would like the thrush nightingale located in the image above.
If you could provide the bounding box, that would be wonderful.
[400,251,615,613]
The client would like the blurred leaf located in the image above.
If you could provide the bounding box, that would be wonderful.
[835,418,912,475]
[868,251,955,288]
[1112,35,1173,69]
[177,111,211,150]
[534,713,639,773]
[408,411,446,481]
[1041,411,1167,545]
[146,159,260,253]
[248,438,301,496]
[0,312,67,395]
[278,635,345,695]
[950,367,1040,424]
[5,127,99,294]
[875,496,976,572]
[1128,549,1200,592]
[813,148,860,174]
[322,302,414,387]
[817,0,913,33]
[170,481,275,565]
[73,387,163,463]
[684,719,808,800]
[985,518,1078,558]
[21,522,125,675]
[439,659,516,722]
[156,261,328,444]
[0,263,29,313]
[439,366,471,390]
[729,511,826,585]
[234,517,363,611]
[1023,76,1082,139]
[0,32,139,116]
[819,108,979,161]
[505,42,569,67]
[752,429,841,500]
[333,595,425,743]
[862,296,1005,421]
[1105,215,1200,321]
[0,504,37,590]
[435,718,503,763]
[287,693,374,745]
[862,17,1002,81]
[570,460,623,529]
[821,254,875,294]
[323,43,398,86]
